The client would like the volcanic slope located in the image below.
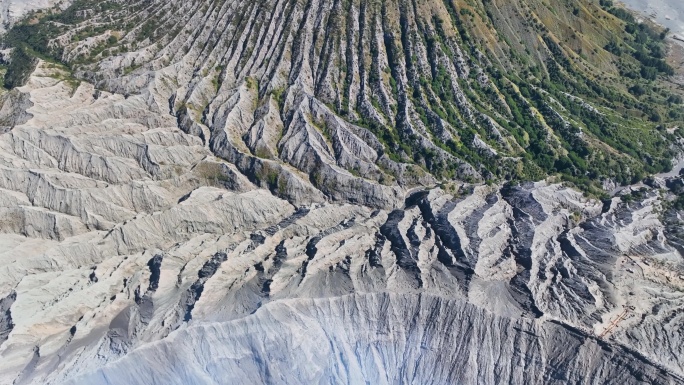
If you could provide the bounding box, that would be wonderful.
[0,0,683,384]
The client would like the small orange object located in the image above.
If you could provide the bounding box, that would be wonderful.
[598,308,630,338]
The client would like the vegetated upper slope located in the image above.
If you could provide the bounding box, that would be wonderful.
[2,0,682,206]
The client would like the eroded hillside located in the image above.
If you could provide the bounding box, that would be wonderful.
[0,0,683,384]
[3,0,683,205]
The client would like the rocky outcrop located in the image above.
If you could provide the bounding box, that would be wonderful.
[0,291,15,346]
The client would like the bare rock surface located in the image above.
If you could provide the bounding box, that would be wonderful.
[0,0,682,383]
[66,293,683,385]
[0,70,682,383]
[0,0,65,31]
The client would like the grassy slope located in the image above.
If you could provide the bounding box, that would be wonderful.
[2,0,682,196]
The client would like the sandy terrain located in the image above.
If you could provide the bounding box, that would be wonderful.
[620,0,684,39]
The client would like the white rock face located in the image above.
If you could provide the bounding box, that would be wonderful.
[65,294,683,385]
[0,0,682,382]
[0,0,65,31]
[0,65,682,383]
